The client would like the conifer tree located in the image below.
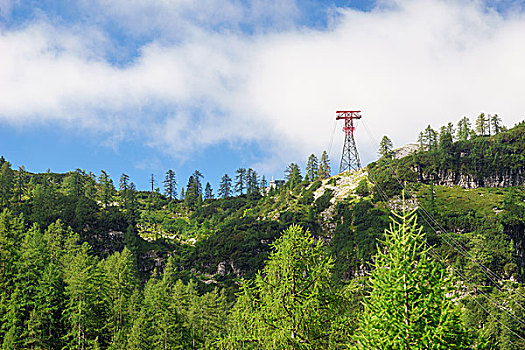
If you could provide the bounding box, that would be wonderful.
[193,170,204,194]
[204,182,213,200]
[476,113,488,136]
[0,211,24,342]
[318,151,331,179]
[439,125,454,151]
[103,248,138,348]
[63,242,106,350]
[246,168,259,194]
[260,175,267,190]
[418,125,438,151]
[97,170,115,208]
[0,161,14,208]
[355,208,471,349]
[457,116,472,141]
[163,170,177,200]
[218,174,232,198]
[285,163,302,188]
[378,135,393,158]
[223,225,351,349]
[305,154,319,181]
[15,165,27,203]
[490,114,503,135]
[133,267,191,350]
[235,168,247,195]
[185,175,201,209]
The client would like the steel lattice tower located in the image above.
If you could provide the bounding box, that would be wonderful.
[336,110,362,173]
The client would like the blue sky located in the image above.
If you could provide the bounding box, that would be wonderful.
[0,0,524,192]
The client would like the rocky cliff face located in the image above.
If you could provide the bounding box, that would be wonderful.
[418,167,524,189]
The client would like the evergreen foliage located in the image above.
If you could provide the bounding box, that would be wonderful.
[318,150,331,179]
[235,168,247,195]
[378,135,393,158]
[218,174,233,198]
[305,154,319,181]
[163,170,177,200]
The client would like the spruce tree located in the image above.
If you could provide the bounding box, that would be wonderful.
[285,163,302,188]
[318,151,331,179]
[246,168,259,194]
[305,154,319,181]
[355,208,471,349]
[218,174,232,198]
[235,168,247,195]
[97,170,115,208]
[204,182,213,200]
[163,170,177,200]
[378,135,393,158]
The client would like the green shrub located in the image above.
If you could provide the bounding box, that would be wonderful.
[314,189,333,213]
[355,179,370,197]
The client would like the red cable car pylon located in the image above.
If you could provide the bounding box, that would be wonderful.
[336,110,362,173]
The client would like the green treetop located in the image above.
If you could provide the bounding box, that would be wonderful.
[318,150,331,179]
[457,116,472,141]
[355,207,471,349]
[223,224,352,349]
[378,135,393,158]
[305,154,319,181]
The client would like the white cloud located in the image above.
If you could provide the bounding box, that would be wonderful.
[0,0,524,172]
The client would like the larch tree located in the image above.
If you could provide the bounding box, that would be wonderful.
[418,125,438,151]
[355,207,471,349]
[476,113,488,136]
[0,161,14,208]
[490,114,503,135]
[222,225,353,349]
[103,247,138,348]
[15,166,27,203]
[457,116,472,141]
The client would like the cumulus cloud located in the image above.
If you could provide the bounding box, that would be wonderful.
[0,0,524,171]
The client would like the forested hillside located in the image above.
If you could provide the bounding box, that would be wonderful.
[0,116,524,349]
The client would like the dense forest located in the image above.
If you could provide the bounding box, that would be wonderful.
[0,115,524,349]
